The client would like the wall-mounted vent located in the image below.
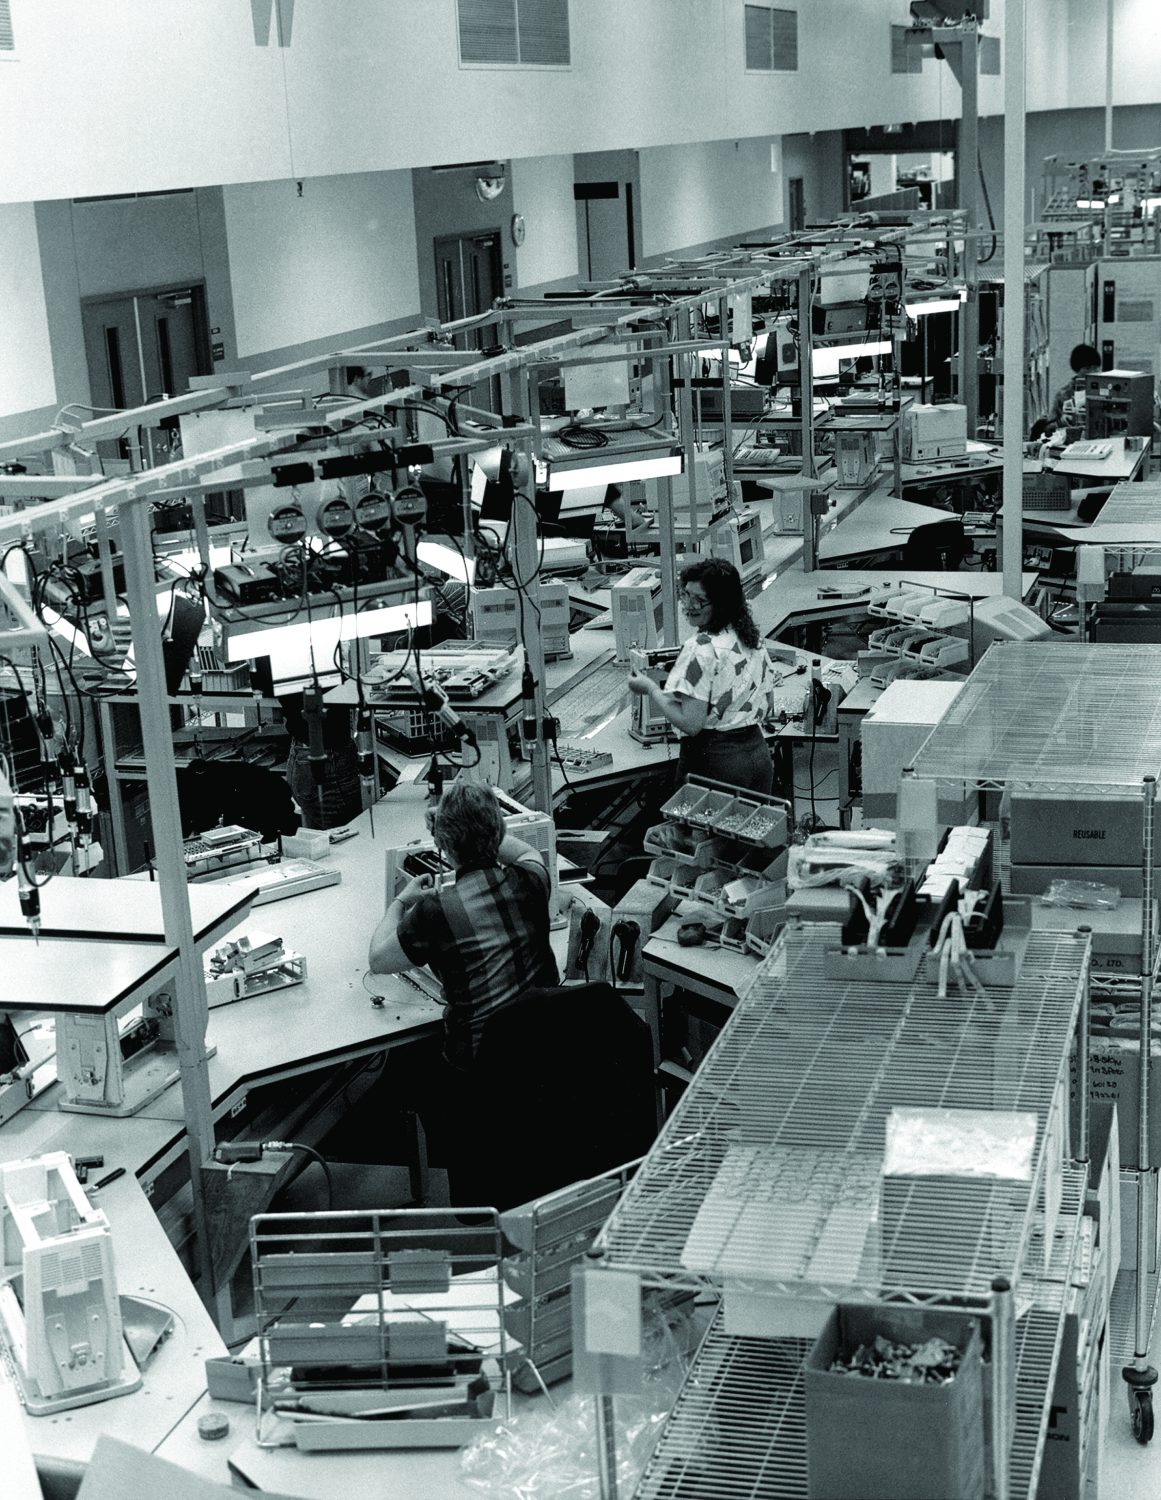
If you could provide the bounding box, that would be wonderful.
[890,24,922,73]
[744,6,797,73]
[458,0,570,68]
[72,189,196,204]
[0,1,15,51]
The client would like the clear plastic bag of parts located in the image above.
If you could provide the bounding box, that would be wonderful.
[1040,879,1122,910]
[460,1295,702,1498]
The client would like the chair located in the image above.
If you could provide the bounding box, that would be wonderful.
[451,982,657,1211]
[900,518,967,571]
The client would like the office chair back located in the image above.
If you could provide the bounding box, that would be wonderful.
[453,982,656,1211]
[901,518,967,572]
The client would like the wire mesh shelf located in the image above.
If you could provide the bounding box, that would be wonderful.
[630,1170,1088,1500]
[1109,1259,1161,1369]
[1099,478,1161,527]
[909,642,1161,792]
[595,927,1088,1301]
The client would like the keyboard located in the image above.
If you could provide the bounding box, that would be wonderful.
[551,662,630,733]
[733,444,789,469]
[1065,440,1113,460]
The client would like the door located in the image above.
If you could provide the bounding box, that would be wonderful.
[575,181,633,281]
[788,178,806,233]
[81,283,211,468]
[435,232,503,406]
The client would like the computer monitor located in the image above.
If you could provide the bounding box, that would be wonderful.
[419,476,470,536]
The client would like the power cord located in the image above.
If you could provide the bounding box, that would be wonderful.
[214,1139,334,1211]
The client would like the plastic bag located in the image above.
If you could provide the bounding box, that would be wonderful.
[1040,879,1121,910]
[461,1300,701,1498]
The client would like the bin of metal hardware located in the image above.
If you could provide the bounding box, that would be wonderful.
[691,869,729,907]
[732,799,791,848]
[804,1304,985,1500]
[687,788,738,830]
[908,641,1161,1446]
[661,786,711,824]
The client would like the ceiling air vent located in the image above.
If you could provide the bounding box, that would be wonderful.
[458,0,570,68]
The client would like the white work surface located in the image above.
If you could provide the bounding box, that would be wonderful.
[1,935,178,1015]
[817,494,951,562]
[0,876,252,946]
[1052,434,1150,481]
[5,1173,227,1466]
[752,568,1039,638]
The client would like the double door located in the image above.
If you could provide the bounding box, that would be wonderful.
[81,283,211,466]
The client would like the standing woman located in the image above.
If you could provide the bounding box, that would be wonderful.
[627,557,775,795]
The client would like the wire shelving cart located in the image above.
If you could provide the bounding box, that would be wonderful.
[906,639,1161,1446]
[590,911,1093,1499]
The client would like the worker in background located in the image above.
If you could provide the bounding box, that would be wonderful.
[628,557,775,795]
[280,692,362,829]
[1049,344,1101,427]
[603,483,653,538]
[368,781,558,1070]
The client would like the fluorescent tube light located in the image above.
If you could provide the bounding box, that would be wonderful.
[905,298,963,317]
[416,540,476,584]
[549,454,683,491]
[224,599,433,664]
[811,340,893,362]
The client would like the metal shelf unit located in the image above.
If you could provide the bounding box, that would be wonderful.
[910,639,1161,1445]
[589,921,1091,1499]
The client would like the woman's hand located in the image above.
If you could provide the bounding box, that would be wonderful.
[627,669,655,697]
[396,873,435,908]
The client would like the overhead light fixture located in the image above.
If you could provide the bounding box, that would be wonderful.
[811,340,893,361]
[549,454,684,491]
[476,171,507,202]
[905,298,963,317]
[223,598,433,664]
[416,540,476,584]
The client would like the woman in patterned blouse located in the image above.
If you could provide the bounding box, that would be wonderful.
[627,557,775,794]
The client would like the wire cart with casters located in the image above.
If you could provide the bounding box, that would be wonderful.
[585,912,1094,1499]
[909,639,1161,1446]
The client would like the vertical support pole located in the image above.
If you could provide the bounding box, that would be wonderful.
[718,293,735,496]
[797,265,815,480]
[653,333,679,646]
[990,1276,1014,1500]
[595,1393,620,1500]
[500,326,551,815]
[119,497,216,1306]
[1002,0,1027,603]
[1076,924,1092,1168]
[959,26,981,440]
[1136,775,1156,1359]
[674,308,700,548]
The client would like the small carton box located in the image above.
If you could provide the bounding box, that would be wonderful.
[804,1304,985,1500]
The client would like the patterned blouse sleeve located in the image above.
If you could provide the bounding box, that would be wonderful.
[663,634,717,704]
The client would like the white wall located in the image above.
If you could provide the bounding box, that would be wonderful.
[510,155,579,290]
[0,0,1032,202]
[0,203,55,417]
[639,138,782,260]
[223,172,421,357]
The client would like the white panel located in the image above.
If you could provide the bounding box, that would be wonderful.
[640,137,781,259]
[223,171,421,356]
[509,153,579,289]
[0,202,55,416]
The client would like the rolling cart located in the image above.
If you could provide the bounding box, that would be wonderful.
[587,915,1093,1499]
[909,640,1161,1445]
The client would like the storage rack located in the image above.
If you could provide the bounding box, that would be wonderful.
[909,639,1161,1445]
[590,918,1092,1499]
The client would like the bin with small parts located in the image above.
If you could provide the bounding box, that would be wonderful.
[804,1303,985,1500]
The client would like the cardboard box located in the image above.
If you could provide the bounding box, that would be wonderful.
[1029,898,1155,974]
[1069,1035,1161,1171]
[804,1304,985,1500]
[1010,792,1160,869]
